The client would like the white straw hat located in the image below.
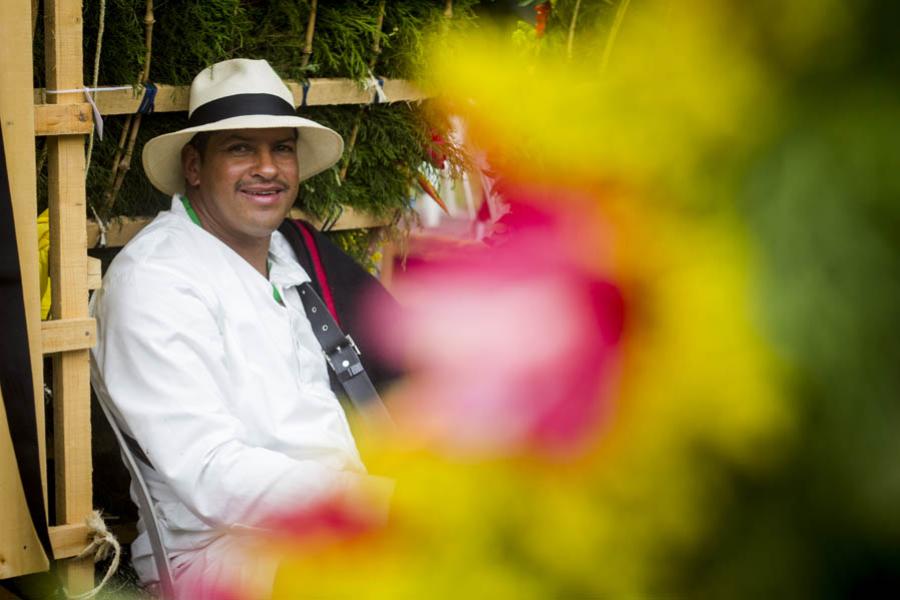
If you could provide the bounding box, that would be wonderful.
[142,58,343,196]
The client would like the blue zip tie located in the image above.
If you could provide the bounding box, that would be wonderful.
[301,81,311,107]
[373,77,385,104]
[137,82,157,114]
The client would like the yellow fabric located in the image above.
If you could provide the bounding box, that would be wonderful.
[37,208,51,320]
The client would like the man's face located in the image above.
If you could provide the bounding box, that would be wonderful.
[182,127,300,245]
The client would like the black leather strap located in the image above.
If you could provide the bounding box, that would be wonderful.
[297,282,394,431]
[0,122,54,560]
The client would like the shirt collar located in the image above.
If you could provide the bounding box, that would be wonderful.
[174,194,310,289]
[269,232,310,288]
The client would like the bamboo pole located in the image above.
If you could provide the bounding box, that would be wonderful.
[300,0,318,69]
[103,0,154,215]
[567,0,582,59]
[0,0,48,580]
[340,0,387,182]
[600,0,632,73]
[43,0,94,591]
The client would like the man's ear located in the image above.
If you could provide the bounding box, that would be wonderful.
[181,144,201,188]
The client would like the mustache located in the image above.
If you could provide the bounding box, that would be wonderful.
[235,178,291,191]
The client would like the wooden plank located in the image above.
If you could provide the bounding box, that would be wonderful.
[44,0,93,591]
[287,78,428,107]
[48,523,90,559]
[288,205,393,231]
[86,207,391,248]
[34,102,93,136]
[41,318,96,354]
[87,256,101,290]
[0,0,50,580]
[83,83,186,116]
[86,215,149,248]
[33,77,428,116]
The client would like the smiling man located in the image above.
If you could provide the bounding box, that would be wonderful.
[90,59,393,597]
[182,128,300,275]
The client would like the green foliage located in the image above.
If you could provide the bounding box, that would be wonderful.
[676,2,900,593]
[149,0,255,85]
[325,229,380,272]
[678,87,900,599]
[34,0,479,264]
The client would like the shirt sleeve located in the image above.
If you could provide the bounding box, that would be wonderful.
[91,259,386,530]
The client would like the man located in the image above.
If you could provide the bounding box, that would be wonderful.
[90,59,393,596]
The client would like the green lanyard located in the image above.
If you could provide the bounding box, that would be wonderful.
[179,195,284,305]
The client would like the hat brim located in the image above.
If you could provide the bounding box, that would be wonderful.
[142,114,344,196]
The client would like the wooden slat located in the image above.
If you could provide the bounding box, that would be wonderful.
[41,318,96,354]
[33,77,428,121]
[287,78,428,108]
[34,102,93,136]
[48,523,90,559]
[44,0,94,591]
[288,206,393,231]
[0,0,49,580]
[86,207,391,248]
[86,215,150,248]
[87,256,101,290]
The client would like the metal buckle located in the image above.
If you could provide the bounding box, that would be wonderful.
[325,335,364,381]
[345,334,361,356]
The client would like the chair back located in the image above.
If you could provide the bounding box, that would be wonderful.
[95,397,176,598]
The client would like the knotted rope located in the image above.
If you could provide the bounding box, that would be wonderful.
[64,510,122,600]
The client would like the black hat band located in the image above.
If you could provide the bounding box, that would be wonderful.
[187,93,297,128]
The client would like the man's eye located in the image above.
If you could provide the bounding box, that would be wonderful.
[276,144,295,153]
[227,144,251,153]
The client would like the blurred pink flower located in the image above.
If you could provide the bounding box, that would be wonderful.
[261,495,378,544]
[370,184,625,456]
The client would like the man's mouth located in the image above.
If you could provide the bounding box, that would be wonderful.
[238,185,287,205]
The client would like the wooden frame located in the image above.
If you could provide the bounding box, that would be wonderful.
[43,0,96,591]
[0,0,94,590]
[33,76,420,244]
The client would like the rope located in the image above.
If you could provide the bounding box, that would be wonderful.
[44,85,133,95]
[84,0,107,180]
[63,511,122,600]
[90,204,109,249]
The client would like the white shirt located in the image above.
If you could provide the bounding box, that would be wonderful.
[90,196,370,583]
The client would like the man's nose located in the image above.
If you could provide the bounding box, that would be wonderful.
[251,147,278,178]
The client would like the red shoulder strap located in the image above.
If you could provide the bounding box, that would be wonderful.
[293,220,342,327]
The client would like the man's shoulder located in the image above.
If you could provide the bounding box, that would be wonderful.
[102,210,207,292]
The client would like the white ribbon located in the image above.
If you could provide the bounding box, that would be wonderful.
[82,88,104,141]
